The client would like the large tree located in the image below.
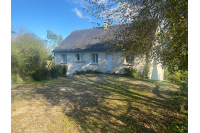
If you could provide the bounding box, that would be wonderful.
[84,0,188,73]
[46,29,63,50]
[11,30,49,79]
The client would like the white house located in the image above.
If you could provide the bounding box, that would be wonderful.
[52,22,164,80]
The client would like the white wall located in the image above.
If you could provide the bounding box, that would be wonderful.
[54,51,164,81]
[55,52,128,75]
[55,52,107,75]
[149,59,165,81]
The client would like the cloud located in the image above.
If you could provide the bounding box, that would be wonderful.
[68,1,138,23]
[73,8,92,20]
[73,8,83,18]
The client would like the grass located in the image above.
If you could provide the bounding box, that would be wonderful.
[11,74,188,133]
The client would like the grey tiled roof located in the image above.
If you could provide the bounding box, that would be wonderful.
[52,25,122,53]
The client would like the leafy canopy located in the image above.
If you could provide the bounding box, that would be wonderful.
[46,29,63,50]
[11,29,49,78]
[84,0,188,73]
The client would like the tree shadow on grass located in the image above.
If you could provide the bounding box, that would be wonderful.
[12,74,187,132]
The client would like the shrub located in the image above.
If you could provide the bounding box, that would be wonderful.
[167,70,188,84]
[32,68,49,81]
[168,73,182,84]
[124,67,140,78]
[11,74,23,83]
[85,69,103,74]
[50,65,63,78]
[11,32,50,81]
[75,70,86,75]
[93,70,103,74]
[74,69,102,75]
[164,66,188,84]
[86,69,93,73]
[141,62,150,79]
[180,71,188,82]
[132,72,140,78]
[62,65,68,76]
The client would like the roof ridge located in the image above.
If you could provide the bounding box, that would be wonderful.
[72,27,100,32]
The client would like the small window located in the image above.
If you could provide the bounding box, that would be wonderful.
[61,54,67,63]
[75,54,86,62]
[92,54,98,64]
[81,54,86,62]
[126,55,134,64]
[75,54,80,61]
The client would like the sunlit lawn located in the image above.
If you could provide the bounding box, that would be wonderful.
[11,74,188,133]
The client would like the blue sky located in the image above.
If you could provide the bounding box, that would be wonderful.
[11,0,105,39]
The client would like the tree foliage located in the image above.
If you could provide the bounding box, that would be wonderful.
[84,0,188,73]
[46,29,63,50]
[11,29,49,80]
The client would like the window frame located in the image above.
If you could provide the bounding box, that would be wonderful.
[61,54,67,63]
[75,53,86,63]
[125,55,134,64]
[91,54,98,64]
[75,54,80,61]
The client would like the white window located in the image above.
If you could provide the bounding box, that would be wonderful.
[75,54,80,61]
[81,54,86,62]
[75,54,86,62]
[92,54,98,64]
[126,55,134,64]
[61,54,67,63]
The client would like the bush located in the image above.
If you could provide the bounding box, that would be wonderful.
[75,70,86,75]
[124,67,140,78]
[62,65,68,76]
[11,31,50,81]
[180,71,188,81]
[168,73,182,84]
[86,69,93,73]
[74,69,103,75]
[167,70,188,84]
[50,65,63,78]
[11,74,23,83]
[93,70,103,74]
[49,65,68,78]
[180,80,188,95]
[32,68,49,81]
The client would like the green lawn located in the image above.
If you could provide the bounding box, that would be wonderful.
[11,74,188,133]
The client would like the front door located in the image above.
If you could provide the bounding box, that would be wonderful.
[106,54,112,72]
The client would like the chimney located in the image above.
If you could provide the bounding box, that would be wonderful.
[103,22,109,29]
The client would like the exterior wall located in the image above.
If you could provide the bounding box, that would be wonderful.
[126,56,146,74]
[54,51,164,81]
[149,59,165,81]
[55,52,105,75]
[55,51,146,75]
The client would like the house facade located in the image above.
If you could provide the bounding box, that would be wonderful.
[53,22,164,80]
